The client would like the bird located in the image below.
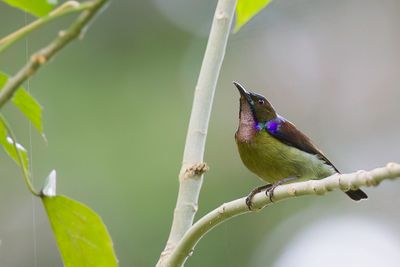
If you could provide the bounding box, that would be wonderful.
[233,81,367,209]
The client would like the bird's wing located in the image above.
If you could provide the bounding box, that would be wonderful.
[266,116,340,173]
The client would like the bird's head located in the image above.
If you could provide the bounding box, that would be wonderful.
[233,82,277,126]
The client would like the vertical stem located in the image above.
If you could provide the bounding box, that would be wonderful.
[157,0,237,266]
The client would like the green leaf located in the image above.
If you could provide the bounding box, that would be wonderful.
[0,72,44,135]
[13,87,45,135]
[234,0,273,32]
[42,195,118,267]
[2,0,57,17]
[0,117,29,171]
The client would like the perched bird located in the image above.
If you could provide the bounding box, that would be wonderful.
[233,82,367,209]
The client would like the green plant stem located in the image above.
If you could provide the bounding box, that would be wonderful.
[157,0,237,266]
[0,1,95,53]
[0,0,107,110]
[165,163,400,267]
[0,114,40,196]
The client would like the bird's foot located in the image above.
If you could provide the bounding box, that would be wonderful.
[266,177,298,202]
[245,184,272,210]
[265,183,280,202]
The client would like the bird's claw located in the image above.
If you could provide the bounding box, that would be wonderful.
[245,196,254,210]
[246,178,298,209]
[245,184,272,210]
[265,183,279,202]
[265,177,298,202]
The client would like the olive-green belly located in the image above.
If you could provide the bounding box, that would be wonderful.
[236,131,335,184]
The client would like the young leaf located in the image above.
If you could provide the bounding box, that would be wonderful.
[2,0,57,17]
[0,117,29,171]
[234,0,273,32]
[0,72,44,135]
[42,195,118,267]
[42,169,57,197]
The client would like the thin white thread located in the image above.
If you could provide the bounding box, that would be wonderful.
[25,12,38,267]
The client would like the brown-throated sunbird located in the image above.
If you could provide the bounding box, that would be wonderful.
[233,82,367,209]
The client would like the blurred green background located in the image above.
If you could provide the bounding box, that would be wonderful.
[1,0,400,266]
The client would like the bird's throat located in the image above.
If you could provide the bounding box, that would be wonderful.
[236,98,257,143]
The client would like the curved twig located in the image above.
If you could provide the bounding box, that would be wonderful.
[165,163,400,267]
[0,0,107,109]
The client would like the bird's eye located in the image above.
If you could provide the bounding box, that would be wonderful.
[258,99,265,105]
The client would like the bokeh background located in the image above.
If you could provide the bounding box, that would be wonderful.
[1,0,400,266]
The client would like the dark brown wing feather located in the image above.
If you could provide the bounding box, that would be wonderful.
[268,117,339,172]
[268,116,367,201]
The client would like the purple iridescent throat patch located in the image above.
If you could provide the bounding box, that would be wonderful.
[266,119,280,134]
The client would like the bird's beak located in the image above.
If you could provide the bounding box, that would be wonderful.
[233,81,253,105]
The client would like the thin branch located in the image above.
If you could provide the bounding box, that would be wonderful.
[164,163,400,267]
[0,1,95,53]
[157,0,237,266]
[0,0,107,109]
[0,114,40,196]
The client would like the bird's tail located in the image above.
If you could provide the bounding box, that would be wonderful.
[345,189,368,201]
